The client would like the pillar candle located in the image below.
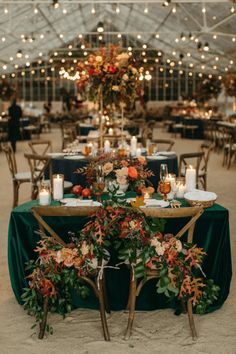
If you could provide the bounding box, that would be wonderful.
[130,136,137,156]
[108,128,113,136]
[185,165,196,192]
[166,174,176,191]
[176,183,186,198]
[104,140,111,153]
[136,147,142,157]
[53,174,64,200]
[39,189,51,206]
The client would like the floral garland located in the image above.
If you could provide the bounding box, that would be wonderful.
[76,45,141,108]
[76,153,154,191]
[194,78,222,103]
[22,198,220,335]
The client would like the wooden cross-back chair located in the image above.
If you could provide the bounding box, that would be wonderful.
[60,123,77,150]
[199,143,214,190]
[178,152,204,189]
[3,144,31,208]
[31,205,110,341]
[28,140,52,171]
[28,140,52,156]
[24,153,52,200]
[125,206,204,340]
[152,139,175,151]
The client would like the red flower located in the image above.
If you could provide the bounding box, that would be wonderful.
[88,68,95,76]
[128,166,138,179]
[109,65,116,74]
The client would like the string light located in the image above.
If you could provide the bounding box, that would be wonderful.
[163,0,171,7]
[213,34,217,39]
[59,34,63,38]
[40,34,44,39]
[34,7,38,14]
[91,5,96,14]
[52,0,59,9]
[62,8,67,14]
[116,4,120,13]
[3,65,7,70]
[155,34,159,39]
[202,7,206,13]
[144,5,148,13]
[1,37,6,42]
[117,33,122,38]
[172,6,176,13]
[230,6,235,13]
[4,7,8,14]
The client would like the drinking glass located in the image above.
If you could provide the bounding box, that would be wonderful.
[160,164,168,182]
[158,181,171,201]
[93,176,105,203]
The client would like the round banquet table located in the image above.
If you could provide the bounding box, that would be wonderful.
[47,154,178,189]
[8,194,232,313]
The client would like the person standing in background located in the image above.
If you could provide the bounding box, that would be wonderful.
[8,98,22,152]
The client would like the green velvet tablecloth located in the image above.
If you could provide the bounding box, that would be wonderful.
[8,196,232,312]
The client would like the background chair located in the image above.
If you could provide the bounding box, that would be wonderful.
[28,139,52,156]
[125,206,203,340]
[199,143,214,190]
[31,205,110,341]
[3,144,31,208]
[24,153,52,200]
[152,139,175,151]
[178,152,204,189]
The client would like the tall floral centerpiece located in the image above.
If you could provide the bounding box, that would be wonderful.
[76,46,141,147]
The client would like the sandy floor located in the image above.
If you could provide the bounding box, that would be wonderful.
[0,127,235,354]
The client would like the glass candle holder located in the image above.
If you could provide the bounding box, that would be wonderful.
[39,182,51,206]
[93,176,105,203]
[52,174,64,201]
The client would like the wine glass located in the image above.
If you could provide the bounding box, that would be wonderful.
[158,181,171,201]
[160,164,168,182]
[93,176,105,203]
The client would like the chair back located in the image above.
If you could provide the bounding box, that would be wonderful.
[24,153,52,187]
[31,205,99,246]
[3,144,17,178]
[200,143,214,173]
[179,152,204,182]
[152,139,175,151]
[28,139,52,156]
[143,206,203,243]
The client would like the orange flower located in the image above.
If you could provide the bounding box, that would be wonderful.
[137,156,146,165]
[120,160,129,167]
[128,166,138,179]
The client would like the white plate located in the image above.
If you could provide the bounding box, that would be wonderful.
[158,151,176,156]
[62,199,102,207]
[60,198,78,204]
[184,190,217,202]
[141,199,169,208]
[64,155,85,160]
[47,152,65,157]
[147,156,167,160]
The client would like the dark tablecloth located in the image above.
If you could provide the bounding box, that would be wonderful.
[47,155,178,190]
[8,197,231,312]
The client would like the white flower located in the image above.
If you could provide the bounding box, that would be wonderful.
[129,220,137,229]
[112,85,119,91]
[116,167,128,177]
[122,74,129,81]
[132,67,138,75]
[117,175,127,185]
[151,239,165,256]
[95,55,102,62]
[175,240,182,252]
[116,53,129,63]
[81,241,90,256]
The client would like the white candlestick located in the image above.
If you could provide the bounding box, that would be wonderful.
[39,189,51,206]
[130,136,137,156]
[166,174,176,191]
[136,147,141,157]
[104,140,111,153]
[185,165,196,192]
[53,174,64,200]
[176,183,186,198]
[108,128,113,136]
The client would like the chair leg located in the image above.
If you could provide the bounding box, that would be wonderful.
[187,300,197,340]
[38,296,49,339]
[124,279,137,340]
[13,182,19,208]
[102,275,110,314]
[98,279,110,341]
